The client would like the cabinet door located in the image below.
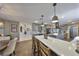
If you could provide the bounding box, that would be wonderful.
[32,36,39,56]
[39,42,51,56]
[40,49,47,56]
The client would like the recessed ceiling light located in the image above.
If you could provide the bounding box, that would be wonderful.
[71,22,75,24]
[61,16,64,19]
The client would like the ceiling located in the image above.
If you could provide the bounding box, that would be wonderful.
[0,3,79,25]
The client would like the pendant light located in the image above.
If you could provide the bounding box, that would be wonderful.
[52,3,59,23]
[40,15,44,27]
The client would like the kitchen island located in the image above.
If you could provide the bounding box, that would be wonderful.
[32,35,79,56]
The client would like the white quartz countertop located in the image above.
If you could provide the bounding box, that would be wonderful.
[35,35,79,56]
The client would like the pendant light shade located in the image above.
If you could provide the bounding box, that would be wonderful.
[41,15,44,27]
[52,16,59,23]
[52,3,59,23]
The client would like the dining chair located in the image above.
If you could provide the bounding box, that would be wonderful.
[0,38,17,56]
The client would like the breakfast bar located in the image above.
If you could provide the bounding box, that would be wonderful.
[32,35,79,56]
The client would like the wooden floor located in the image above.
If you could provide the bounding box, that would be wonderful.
[15,40,32,56]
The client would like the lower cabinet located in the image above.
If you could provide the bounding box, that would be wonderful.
[32,36,58,56]
[32,36,39,56]
[39,42,51,56]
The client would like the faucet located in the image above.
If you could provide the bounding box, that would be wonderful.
[44,33,48,39]
[44,28,48,39]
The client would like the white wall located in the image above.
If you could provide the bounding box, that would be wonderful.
[4,21,19,38]
[19,22,32,41]
[0,19,19,38]
[59,8,79,25]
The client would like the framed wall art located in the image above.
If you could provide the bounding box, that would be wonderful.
[11,24,17,32]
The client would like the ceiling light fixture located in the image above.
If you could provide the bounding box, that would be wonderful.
[40,15,44,27]
[52,3,59,23]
